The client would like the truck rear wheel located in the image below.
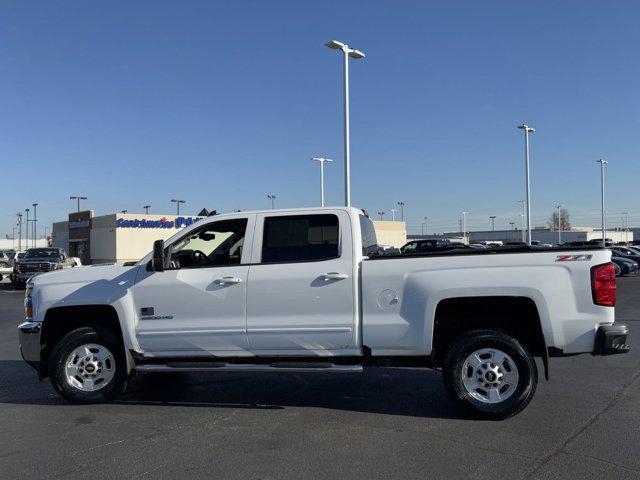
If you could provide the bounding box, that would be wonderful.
[49,327,127,404]
[442,329,537,420]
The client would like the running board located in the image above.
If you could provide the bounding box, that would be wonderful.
[135,362,363,374]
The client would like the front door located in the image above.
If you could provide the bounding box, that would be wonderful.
[246,211,356,352]
[133,216,254,354]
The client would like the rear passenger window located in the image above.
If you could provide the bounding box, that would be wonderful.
[261,214,339,263]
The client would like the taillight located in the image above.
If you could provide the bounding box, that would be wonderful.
[591,263,616,306]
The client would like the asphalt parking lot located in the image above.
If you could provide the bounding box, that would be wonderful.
[0,278,638,480]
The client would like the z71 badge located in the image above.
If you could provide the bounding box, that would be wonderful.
[555,254,593,262]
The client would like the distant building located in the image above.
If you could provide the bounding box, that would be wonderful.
[372,220,407,248]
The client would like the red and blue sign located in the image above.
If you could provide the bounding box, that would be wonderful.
[116,217,202,229]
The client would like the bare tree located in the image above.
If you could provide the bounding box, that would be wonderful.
[548,208,571,231]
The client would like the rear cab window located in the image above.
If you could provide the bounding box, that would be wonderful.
[359,215,379,257]
[261,214,339,263]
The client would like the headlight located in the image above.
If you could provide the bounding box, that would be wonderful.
[24,282,34,319]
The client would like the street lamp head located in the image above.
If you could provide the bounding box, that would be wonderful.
[397,201,405,206]
[311,156,333,163]
[348,49,365,59]
[597,158,608,165]
[517,124,535,133]
[325,40,346,50]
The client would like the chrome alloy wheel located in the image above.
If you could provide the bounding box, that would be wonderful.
[64,343,115,392]
[461,348,519,404]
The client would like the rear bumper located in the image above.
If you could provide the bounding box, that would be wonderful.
[593,324,630,355]
[18,321,42,372]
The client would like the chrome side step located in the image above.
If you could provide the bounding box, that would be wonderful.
[135,362,363,374]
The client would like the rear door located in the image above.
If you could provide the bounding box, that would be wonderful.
[246,211,357,352]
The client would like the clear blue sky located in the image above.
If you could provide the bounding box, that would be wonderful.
[2,0,639,236]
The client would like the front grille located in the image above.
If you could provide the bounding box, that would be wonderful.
[19,263,52,273]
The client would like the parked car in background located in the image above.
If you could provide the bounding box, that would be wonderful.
[610,255,638,276]
[0,250,12,268]
[13,247,75,289]
[612,262,622,277]
[611,246,640,266]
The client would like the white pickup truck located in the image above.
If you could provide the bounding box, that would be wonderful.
[18,207,630,419]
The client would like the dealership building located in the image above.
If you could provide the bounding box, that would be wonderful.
[51,210,408,265]
[52,211,206,265]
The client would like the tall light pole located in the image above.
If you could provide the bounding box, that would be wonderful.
[397,202,405,221]
[32,203,38,247]
[171,198,185,216]
[311,157,333,206]
[44,226,49,245]
[390,208,398,221]
[267,194,276,209]
[424,216,428,236]
[623,211,629,243]
[377,211,385,221]
[25,208,30,249]
[143,205,151,214]
[517,124,535,245]
[325,40,365,207]
[461,211,468,241]
[70,196,87,212]
[489,215,496,241]
[555,204,563,245]
[517,199,526,243]
[17,213,23,251]
[597,159,608,248]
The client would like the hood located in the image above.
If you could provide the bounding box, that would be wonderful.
[32,262,138,287]
[19,257,60,264]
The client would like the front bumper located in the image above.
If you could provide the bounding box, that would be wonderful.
[18,321,42,373]
[593,324,631,355]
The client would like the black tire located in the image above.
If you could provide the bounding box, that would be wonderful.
[49,327,128,404]
[442,329,538,420]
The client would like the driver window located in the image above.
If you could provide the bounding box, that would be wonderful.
[169,219,248,269]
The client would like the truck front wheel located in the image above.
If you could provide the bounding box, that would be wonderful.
[442,329,537,420]
[49,327,127,404]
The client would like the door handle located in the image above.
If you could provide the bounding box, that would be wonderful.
[322,272,349,280]
[216,276,243,284]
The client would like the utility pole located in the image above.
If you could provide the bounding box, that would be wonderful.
[267,194,276,210]
[171,199,186,216]
[597,159,608,248]
[517,124,535,245]
[325,40,365,207]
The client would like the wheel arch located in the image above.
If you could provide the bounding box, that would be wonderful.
[431,296,549,379]
[40,305,134,379]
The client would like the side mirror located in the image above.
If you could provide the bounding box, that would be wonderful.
[152,239,166,272]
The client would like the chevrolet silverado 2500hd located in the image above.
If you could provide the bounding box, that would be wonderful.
[18,207,630,419]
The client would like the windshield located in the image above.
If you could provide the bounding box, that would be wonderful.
[24,248,60,259]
